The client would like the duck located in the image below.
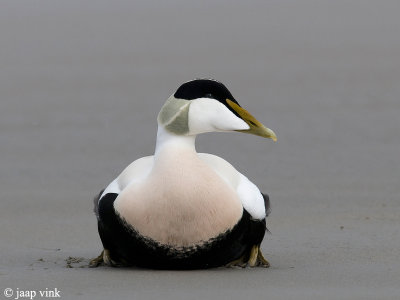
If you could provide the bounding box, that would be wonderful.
[90,79,277,269]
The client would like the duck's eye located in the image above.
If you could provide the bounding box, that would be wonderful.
[205,93,214,99]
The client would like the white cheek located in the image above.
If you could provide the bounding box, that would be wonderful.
[188,98,249,135]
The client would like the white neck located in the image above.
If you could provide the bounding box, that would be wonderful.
[154,126,197,157]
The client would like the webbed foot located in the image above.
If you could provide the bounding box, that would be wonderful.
[89,249,126,268]
[225,254,248,268]
[89,250,104,268]
[248,245,270,267]
[226,245,270,268]
[256,247,270,268]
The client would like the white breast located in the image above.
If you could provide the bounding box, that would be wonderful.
[113,148,243,247]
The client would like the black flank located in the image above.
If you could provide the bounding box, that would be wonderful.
[95,192,267,269]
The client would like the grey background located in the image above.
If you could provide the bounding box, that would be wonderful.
[1,1,399,299]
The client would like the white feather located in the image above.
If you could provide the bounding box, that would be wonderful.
[113,133,243,246]
[100,179,120,200]
[99,156,153,201]
[188,98,249,135]
[100,150,266,221]
[198,153,266,220]
[236,174,266,220]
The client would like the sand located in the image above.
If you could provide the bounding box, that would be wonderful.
[1,1,399,299]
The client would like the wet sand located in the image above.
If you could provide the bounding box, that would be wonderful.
[1,1,399,299]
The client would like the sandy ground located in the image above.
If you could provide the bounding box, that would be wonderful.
[1,1,400,299]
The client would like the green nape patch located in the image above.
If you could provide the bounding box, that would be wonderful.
[158,96,190,135]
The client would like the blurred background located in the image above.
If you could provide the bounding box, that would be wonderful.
[1,1,399,299]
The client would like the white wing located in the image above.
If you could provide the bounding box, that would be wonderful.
[198,153,267,220]
[98,153,267,220]
[99,156,154,200]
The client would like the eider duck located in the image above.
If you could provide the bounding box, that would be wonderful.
[90,79,277,269]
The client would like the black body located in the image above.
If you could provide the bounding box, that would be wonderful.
[94,192,269,270]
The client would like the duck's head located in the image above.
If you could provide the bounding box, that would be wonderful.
[158,79,277,141]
